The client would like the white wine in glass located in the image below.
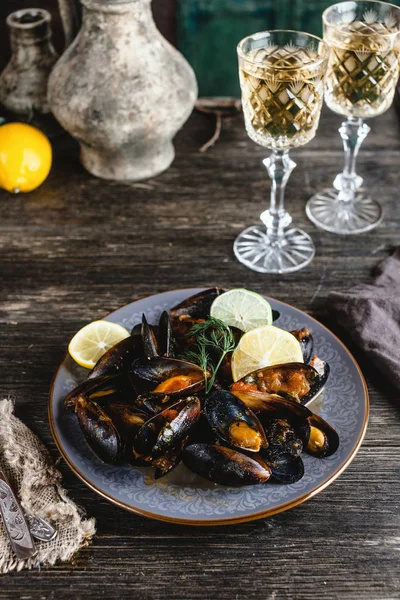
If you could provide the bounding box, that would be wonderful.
[307,1,400,235]
[235,31,329,274]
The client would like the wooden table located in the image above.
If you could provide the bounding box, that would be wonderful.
[1,105,399,599]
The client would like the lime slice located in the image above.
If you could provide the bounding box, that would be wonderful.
[68,320,130,369]
[210,289,273,333]
[231,324,303,382]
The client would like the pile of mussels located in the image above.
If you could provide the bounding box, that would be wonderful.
[64,288,339,487]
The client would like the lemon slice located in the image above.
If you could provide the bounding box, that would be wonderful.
[231,325,303,382]
[210,288,272,333]
[68,320,130,369]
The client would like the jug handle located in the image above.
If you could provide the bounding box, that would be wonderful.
[58,0,82,48]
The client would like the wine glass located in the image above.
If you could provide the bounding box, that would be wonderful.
[306,0,400,235]
[235,30,329,274]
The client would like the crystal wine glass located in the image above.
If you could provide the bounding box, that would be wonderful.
[235,30,330,274]
[306,0,400,235]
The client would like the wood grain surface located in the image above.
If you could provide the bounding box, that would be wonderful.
[0,106,399,599]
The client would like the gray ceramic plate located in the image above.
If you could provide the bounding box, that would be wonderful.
[49,288,369,525]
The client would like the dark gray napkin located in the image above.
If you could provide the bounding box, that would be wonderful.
[328,248,400,390]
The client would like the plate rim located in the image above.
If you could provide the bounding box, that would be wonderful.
[48,288,369,526]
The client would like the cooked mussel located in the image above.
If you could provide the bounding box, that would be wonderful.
[182,443,271,486]
[291,328,314,364]
[260,452,304,484]
[170,288,224,323]
[130,356,207,397]
[231,390,311,443]
[141,311,174,359]
[231,362,323,405]
[133,397,200,466]
[64,373,127,411]
[75,396,122,464]
[204,390,267,453]
[264,418,303,457]
[305,414,339,458]
[88,334,143,380]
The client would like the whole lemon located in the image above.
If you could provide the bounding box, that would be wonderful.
[0,123,52,193]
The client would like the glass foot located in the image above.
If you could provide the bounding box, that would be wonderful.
[234,225,315,274]
[306,188,383,235]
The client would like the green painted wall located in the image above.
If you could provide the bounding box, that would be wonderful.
[178,0,400,97]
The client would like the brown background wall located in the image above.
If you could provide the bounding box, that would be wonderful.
[0,0,177,70]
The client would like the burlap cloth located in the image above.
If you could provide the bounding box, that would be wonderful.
[0,399,96,573]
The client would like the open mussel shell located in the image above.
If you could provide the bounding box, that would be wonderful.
[75,397,122,464]
[204,390,268,453]
[130,356,206,397]
[231,391,311,444]
[306,414,339,458]
[260,452,305,484]
[64,373,126,411]
[182,443,271,486]
[133,398,192,457]
[170,287,224,322]
[151,397,201,460]
[88,334,143,380]
[231,362,324,405]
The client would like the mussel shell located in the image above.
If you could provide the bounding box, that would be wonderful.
[264,418,303,457]
[158,311,174,358]
[204,390,268,453]
[76,397,122,464]
[64,373,125,411]
[133,398,188,457]
[136,392,176,414]
[291,328,314,364]
[151,397,201,459]
[130,356,206,397]
[231,391,311,444]
[170,288,224,322]
[261,452,305,484]
[141,314,159,359]
[231,362,323,405]
[182,443,271,486]
[88,335,143,380]
[306,414,339,458]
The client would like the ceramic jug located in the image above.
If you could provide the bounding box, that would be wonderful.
[0,9,58,116]
[49,0,198,181]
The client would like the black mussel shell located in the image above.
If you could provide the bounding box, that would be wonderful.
[130,356,206,397]
[158,311,174,358]
[291,328,314,364]
[261,452,304,484]
[182,443,271,486]
[151,397,201,460]
[141,314,159,359]
[264,418,303,457]
[133,398,188,457]
[204,390,268,453]
[231,391,311,444]
[306,414,339,458]
[231,362,323,405]
[88,334,143,380]
[64,373,125,411]
[76,397,122,464]
[170,288,224,322]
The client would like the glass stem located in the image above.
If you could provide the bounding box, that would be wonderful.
[260,150,295,242]
[334,117,370,202]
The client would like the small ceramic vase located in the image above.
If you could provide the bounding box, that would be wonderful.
[0,9,58,116]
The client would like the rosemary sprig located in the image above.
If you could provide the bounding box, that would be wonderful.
[184,317,236,394]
